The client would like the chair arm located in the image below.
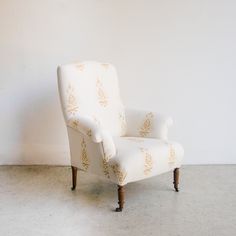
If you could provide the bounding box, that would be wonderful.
[67,114,103,142]
[67,114,116,160]
[125,108,173,140]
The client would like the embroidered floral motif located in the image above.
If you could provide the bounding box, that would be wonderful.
[119,112,127,135]
[102,158,110,179]
[86,129,92,137]
[66,84,79,116]
[140,148,153,175]
[96,78,108,107]
[69,119,79,129]
[76,63,84,72]
[168,144,176,163]
[102,145,112,162]
[81,138,89,171]
[139,112,154,137]
[101,63,109,69]
[111,164,127,185]
[68,120,92,139]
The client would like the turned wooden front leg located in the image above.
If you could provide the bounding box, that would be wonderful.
[71,166,77,190]
[173,168,180,192]
[116,185,125,212]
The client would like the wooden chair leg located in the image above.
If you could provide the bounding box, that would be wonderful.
[173,168,180,192]
[71,166,77,191]
[116,185,125,212]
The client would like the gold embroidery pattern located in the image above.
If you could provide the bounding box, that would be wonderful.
[81,138,89,171]
[139,112,154,137]
[76,63,84,72]
[102,158,110,179]
[140,148,153,175]
[66,84,79,116]
[101,63,109,69]
[168,144,176,163]
[86,129,92,137]
[103,151,112,162]
[111,164,127,185]
[70,119,79,129]
[96,78,108,107]
[119,112,127,135]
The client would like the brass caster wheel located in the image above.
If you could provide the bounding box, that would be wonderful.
[115,207,123,212]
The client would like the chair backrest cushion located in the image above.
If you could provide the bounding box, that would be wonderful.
[57,61,126,136]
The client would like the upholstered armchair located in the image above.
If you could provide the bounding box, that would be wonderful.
[57,61,184,211]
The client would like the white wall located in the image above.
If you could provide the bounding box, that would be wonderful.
[0,0,236,165]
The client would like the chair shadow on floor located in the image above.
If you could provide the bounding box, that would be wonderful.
[70,170,176,211]
[1,165,177,213]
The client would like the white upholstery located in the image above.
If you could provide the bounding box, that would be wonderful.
[125,108,174,140]
[57,61,184,186]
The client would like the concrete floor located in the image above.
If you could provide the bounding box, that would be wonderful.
[0,166,235,236]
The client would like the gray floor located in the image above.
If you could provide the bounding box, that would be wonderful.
[0,166,235,236]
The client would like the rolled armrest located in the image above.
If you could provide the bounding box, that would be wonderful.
[67,114,116,160]
[67,114,103,142]
[125,108,173,140]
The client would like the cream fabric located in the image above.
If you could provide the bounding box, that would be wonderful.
[67,114,116,161]
[109,137,184,185]
[57,61,125,136]
[57,61,184,186]
[125,108,173,140]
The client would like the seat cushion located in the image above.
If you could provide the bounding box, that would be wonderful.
[108,137,184,185]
